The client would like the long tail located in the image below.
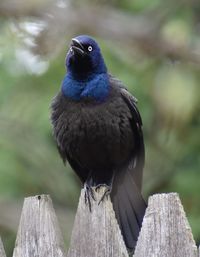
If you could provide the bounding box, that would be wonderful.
[110,168,146,255]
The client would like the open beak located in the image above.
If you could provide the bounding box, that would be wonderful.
[71,38,85,56]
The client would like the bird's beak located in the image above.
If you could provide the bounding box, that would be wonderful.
[71,38,85,56]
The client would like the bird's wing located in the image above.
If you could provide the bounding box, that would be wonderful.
[109,75,146,254]
[120,89,144,190]
[109,75,145,189]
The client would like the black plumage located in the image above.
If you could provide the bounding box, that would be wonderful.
[51,35,146,254]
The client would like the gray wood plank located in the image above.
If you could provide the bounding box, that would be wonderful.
[67,187,128,257]
[0,237,6,257]
[134,193,198,257]
[12,195,65,257]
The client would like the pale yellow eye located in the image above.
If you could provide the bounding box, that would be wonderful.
[88,46,93,52]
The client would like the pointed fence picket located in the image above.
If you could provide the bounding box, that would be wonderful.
[0,237,6,257]
[0,189,199,257]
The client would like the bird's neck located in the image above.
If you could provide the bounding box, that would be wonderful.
[62,72,110,102]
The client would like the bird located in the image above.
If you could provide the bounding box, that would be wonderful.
[51,35,146,254]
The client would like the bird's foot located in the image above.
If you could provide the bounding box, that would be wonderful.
[84,183,95,212]
[94,184,112,205]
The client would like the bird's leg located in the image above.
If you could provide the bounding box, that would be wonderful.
[84,175,95,212]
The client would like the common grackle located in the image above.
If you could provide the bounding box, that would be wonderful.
[51,35,146,254]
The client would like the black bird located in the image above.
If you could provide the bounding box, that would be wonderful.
[51,35,146,254]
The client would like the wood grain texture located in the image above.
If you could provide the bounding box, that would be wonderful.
[134,193,198,257]
[12,195,65,257]
[0,237,6,257]
[67,187,128,257]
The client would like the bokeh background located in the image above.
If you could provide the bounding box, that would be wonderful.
[0,0,200,255]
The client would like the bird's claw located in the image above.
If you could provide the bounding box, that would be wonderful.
[94,183,104,192]
[94,184,111,205]
[84,184,95,212]
[84,183,112,210]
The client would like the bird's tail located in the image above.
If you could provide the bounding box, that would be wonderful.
[110,167,146,255]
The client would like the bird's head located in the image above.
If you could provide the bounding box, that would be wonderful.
[66,35,107,79]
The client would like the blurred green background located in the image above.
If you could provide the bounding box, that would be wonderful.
[0,0,200,255]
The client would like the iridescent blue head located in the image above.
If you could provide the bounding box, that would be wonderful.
[66,35,107,79]
[62,35,109,102]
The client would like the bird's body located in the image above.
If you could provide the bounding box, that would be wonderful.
[51,35,146,254]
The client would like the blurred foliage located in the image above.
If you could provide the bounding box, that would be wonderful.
[0,0,200,255]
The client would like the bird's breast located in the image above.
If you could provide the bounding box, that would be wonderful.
[53,92,135,170]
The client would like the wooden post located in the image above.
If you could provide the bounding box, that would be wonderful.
[67,187,128,257]
[0,237,6,257]
[134,193,198,257]
[12,195,65,257]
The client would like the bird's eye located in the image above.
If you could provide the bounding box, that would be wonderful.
[88,46,93,52]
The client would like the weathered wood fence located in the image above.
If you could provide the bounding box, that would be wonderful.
[0,188,199,257]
